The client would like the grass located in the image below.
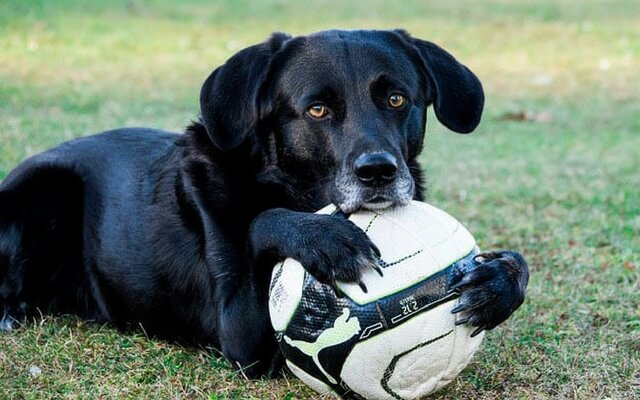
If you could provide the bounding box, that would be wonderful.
[1,0,639,398]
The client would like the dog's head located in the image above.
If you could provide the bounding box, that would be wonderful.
[199,29,484,212]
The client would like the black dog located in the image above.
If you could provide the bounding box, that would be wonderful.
[0,29,528,377]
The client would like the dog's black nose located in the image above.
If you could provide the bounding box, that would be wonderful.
[354,152,398,185]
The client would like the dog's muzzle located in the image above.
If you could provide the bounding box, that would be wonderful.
[334,152,414,213]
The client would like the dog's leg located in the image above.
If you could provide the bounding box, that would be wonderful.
[449,250,529,336]
[216,278,283,378]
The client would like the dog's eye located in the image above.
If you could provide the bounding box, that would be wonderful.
[388,94,406,108]
[307,103,328,119]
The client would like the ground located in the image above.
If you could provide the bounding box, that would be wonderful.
[0,0,639,398]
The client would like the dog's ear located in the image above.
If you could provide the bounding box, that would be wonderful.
[199,33,290,150]
[396,30,484,133]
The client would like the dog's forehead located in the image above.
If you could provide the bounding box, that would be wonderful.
[275,30,420,92]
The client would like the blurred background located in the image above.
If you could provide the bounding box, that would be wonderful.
[1,0,638,398]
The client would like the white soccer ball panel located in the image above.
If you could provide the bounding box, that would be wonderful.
[350,208,425,264]
[385,334,455,399]
[316,203,338,215]
[387,312,484,398]
[444,319,485,384]
[268,259,306,332]
[339,299,479,400]
[286,360,335,397]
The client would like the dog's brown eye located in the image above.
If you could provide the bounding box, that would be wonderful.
[307,103,328,119]
[388,94,406,108]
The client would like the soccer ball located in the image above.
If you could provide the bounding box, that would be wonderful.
[268,201,484,400]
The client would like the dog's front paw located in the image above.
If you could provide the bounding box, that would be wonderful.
[449,250,529,336]
[290,215,380,294]
[250,209,381,294]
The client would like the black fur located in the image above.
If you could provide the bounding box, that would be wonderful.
[0,29,528,377]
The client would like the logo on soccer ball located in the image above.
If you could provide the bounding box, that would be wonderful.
[284,308,360,384]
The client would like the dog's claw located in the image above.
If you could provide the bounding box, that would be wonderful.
[370,243,381,257]
[329,280,343,298]
[455,316,470,326]
[358,281,368,293]
[449,280,468,292]
[451,303,467,314]
[471,325,486,337]
[371,262,384,277]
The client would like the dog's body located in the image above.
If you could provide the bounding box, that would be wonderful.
[0,30,528,377]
